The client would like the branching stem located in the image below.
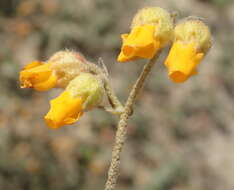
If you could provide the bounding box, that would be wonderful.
[86,62,124,113]
[104,54,160,190]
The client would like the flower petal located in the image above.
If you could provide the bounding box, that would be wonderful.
[22,61,43,70]
[44,91,84,129]
[165,42,204,83]
[117,25,160,62]
[19,62,57,91]
[33,73,57,91]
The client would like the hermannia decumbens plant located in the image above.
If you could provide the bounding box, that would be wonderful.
[19,6,212,190]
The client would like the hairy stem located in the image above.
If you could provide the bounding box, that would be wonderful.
[103,80,124,113]
[104,54,159,190]
[86,62,124,112]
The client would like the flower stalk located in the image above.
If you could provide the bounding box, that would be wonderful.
[85,62,124,114]
[104,53,160,190]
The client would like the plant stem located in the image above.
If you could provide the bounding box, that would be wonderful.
[104,80,124,113]
[86,62,124,112]
[104,54,159,190]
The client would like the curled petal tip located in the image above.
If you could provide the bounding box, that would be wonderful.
[169,71,189,83]
[165,42,202,83]
[117,25,160,62]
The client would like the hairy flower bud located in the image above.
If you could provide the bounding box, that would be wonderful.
[66,73,104,110]
[19,50,88,91]
[117,7,174,62]
[174,18,211,53]
[44,73,104,129]
[49,51,88,88]
[164,18,212,83]
[131,7,174,47]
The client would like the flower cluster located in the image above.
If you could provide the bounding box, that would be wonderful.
[20,51,104,129]
[118,7,212,83]
[19,7,212,128]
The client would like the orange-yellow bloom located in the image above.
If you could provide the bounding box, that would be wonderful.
[118,25,160,62]
[19,51,104,129]
[44,73,104,129]
[164,19,212,83]
[19,51,88,91]
[117,7,173,62]
[45,91,84,129]
[19,61,57,91]
[165,42,204,83]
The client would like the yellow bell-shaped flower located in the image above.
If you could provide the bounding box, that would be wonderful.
[19,51,88,91]
[165,19,212,83]
[117,7,174,62]
[44,73,104,129]
[44,91,84,128]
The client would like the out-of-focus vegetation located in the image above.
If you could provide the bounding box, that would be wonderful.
[0,0,234,189]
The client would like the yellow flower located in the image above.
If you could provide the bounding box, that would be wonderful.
[117,25,160,62]
[165,19,212,83]
[117,7,173,62]
[44,91,84,129]
[19,51,88,91]
[44,73,104,129]
[19,61,57,91]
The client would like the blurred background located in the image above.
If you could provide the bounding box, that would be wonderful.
[0,0,234,189]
